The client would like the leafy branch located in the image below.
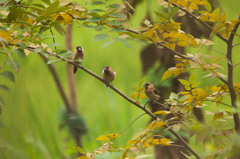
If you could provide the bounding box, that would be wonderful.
[9,43,201,159]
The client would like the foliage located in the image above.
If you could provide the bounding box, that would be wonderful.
[0,0,240,158]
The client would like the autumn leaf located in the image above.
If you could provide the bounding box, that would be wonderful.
[160,138,173,146]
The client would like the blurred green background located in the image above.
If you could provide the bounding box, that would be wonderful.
[1,0,240,158]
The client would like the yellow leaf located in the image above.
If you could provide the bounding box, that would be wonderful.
[108,133,120,140]
[212,8,220,16]
[177,40,188,47]
[61,13,73,24]
[127,139,138,145]
[168,31,179,37]
[152,139,160,145]
[146,121,166,130]
[219,13,226,23]
[189,2,198,10]
[96,135,110,142]
[131,92,138,99]
[154,110,171,115]
[78,154,88,159]
[160,138,173,146]
[178,33,188,41]
[188,37,199,46]
[214,112,223,120]
[139,93,147,99]
[0,30,11,44]
[173,67,182,77]
[168,37,177,42]
[161,68,174,81]
[199,14,209,21]
[143,25,159,37]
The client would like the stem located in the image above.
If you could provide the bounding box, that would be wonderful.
[227,14,240,134]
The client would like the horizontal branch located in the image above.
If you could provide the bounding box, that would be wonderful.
[9,43,201,159]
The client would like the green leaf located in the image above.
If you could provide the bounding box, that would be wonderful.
[192,82,200,88]
[204,1,212,12]
[0,85,10,92]
[108,13,127,19]
[88,25,105,30]
[169,7,179,17]
[102,40,115,47]
[84,17,104,22]
[108,20,124,26]
[0,71,15,83]
[115,38,131,48]
[17,42,27,49]
[36,15,52,22]
[45,0,59,15]
[88,9,104,13]
[178,79,190,86]
[108,4,121,8]
[111,28,126,33]
[33,48,42,54]
[169,92,178,100]
[0,26,7,32]
[0,49,8,55]
[94,34,109,41]
[41,0,51,4]
[53,23,66,36]
[90,1,104,5]
[48,43,61,48]
[77,147,85,154]
[7,60,20,70]
[189,74,196,84]
[47,59,61,64]
[14,49,26,58]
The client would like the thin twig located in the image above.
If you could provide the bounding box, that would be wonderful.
[233,62,240,68]
[120,113,147,135]
[3,0,13,7]
[203,44,226,55]
[233,42,240,47]
[50,28,58,54]
[199,99,231,107]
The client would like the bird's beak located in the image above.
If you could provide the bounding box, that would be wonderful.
[77,47,82,52]
[143,84,147,88]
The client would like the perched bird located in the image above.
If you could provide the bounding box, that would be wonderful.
[143,83,161,101]
[102,66,116,84]
[72,46,84,74]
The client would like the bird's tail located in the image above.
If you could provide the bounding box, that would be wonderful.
[73,66,78,74]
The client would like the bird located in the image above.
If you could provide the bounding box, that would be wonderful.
[143,83,161,101]
[102,66,116,84]
[72,46,84,74]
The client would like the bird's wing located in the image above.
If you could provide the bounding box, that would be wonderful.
[153,88,160,96]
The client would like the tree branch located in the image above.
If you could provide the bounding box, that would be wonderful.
[14,44,201,159]
[40,55,72,114]
[226,14,240,134]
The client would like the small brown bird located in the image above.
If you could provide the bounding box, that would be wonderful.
[143,83,161,101]
[102,66,116,83]
[72,46,85,74]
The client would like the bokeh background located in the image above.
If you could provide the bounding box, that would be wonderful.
[1,0,240,158]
